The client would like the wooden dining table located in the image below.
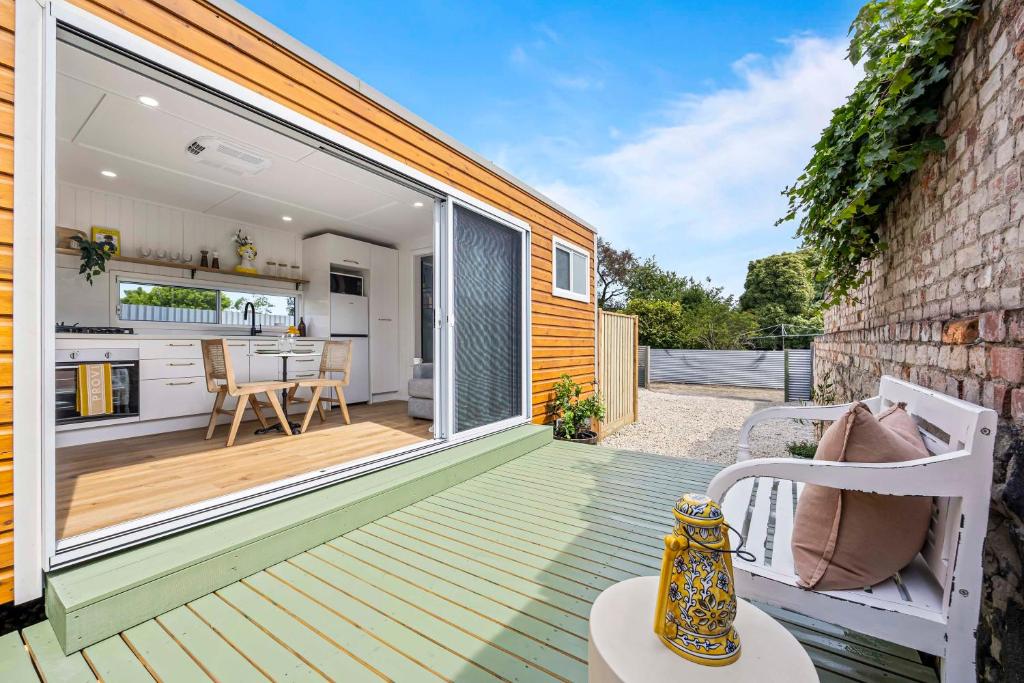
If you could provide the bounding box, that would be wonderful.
[249,349,317,434]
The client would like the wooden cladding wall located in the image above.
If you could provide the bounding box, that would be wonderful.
[0,0,13,604]
[64,0,597,424]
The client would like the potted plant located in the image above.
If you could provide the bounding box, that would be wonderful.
[234,228,258,274]
[550,374,605,445]
[71,235,115,285]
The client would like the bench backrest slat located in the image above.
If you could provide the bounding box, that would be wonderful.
[877,376,987,596]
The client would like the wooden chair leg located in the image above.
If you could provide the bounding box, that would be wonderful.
[247,394,270,429]
[316,390,328,422]
[226,394,248,447]
[206,390,226,440]
[301,386,323,434]
[264,390,292,436]
[336,386,351,425]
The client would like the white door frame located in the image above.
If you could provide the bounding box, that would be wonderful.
[445,199,533,441]
[13,0,534,596]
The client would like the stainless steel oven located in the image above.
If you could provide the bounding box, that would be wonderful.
[55,348,140,425]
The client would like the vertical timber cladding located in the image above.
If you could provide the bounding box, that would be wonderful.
[0,0,13,603]
[63,0,598,421]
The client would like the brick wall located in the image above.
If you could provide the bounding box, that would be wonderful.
[813,0,1023,679]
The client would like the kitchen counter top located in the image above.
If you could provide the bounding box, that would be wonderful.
[55,333,330,341]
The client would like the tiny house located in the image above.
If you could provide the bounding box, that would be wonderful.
[2,0,597,607]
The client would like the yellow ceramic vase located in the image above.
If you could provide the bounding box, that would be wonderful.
[653,493,741,666]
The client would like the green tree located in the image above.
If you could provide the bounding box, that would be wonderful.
[738,251,814,315]
[120,285,230,310]
[624,299,684,349]
[595,237,638,310]
[232,295,272,313]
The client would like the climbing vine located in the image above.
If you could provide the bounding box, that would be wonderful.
[778,0,976,305]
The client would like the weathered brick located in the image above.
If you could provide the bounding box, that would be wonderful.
[983,381,1011,415]
[1012,388,1024,423]
[980,309,1008,341]
[942,316,980,344]
[990,346,1024,383]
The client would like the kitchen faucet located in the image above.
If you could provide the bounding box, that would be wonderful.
[243,301,262,336]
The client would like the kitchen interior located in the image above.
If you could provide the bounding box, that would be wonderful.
[53,38,437,542]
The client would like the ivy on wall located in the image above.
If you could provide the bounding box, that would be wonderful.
[779,0,977,305]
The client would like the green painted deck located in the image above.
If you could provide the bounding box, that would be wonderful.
[6,438,937,682]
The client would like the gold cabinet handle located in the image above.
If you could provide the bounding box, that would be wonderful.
[166,343,195,347]
[167,362,195,366]
[166,381,195,386]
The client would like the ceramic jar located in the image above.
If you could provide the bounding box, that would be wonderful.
[653,493,741,666]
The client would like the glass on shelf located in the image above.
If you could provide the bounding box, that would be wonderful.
[290,264,301,280]
[265,260,277,276]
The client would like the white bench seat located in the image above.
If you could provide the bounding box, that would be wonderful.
[707,376,997,682]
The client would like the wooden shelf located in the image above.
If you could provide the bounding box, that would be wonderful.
[56,248,309,288]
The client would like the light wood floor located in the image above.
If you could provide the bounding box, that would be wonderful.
[56,400,432,539]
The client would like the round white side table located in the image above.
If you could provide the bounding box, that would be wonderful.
[588,576,818,683]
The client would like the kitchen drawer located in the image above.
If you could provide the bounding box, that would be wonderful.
[287,370,321,381]
[291,340,324,354]
[139,339,203,360]
[286,355,321,374]
[249,353,282,382]
[140,377,213,420]
[140,358,204,380]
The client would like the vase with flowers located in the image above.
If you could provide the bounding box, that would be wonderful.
[234,229,258,274]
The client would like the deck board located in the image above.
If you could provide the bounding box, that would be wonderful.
[8,439,937,681]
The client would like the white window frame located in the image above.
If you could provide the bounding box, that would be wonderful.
[12,0,535,587]
[551,236,590,303]
[110,271,300,333]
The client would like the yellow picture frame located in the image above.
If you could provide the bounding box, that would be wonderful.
[90,226,121,256]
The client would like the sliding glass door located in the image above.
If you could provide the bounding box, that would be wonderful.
[448,203,529,435]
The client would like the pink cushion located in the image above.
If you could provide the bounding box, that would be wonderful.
[791,402,933,590]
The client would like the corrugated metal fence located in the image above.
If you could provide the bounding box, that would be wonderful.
[648,348,813,400]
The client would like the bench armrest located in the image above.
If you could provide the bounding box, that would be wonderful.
[737,401,866,461]
[707,450,973,503]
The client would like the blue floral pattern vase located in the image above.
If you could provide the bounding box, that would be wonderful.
[652,493,741,666]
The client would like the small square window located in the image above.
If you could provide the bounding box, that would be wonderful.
[552,238,589,303]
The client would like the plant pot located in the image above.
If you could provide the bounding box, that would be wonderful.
[555,429,598,445]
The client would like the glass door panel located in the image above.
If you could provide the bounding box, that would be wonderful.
[451,204,525,433]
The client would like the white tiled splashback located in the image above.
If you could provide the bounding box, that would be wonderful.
[57,181,303,271]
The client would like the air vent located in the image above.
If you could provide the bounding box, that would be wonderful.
[184,136,271,176]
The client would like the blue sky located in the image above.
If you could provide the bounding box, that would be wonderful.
[240,1,865,295]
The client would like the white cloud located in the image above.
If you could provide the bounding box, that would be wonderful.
[504,36,860,295]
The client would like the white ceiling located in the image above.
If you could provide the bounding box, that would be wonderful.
[55,42,434,247]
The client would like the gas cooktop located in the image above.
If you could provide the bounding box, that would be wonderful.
[56,324,135,334]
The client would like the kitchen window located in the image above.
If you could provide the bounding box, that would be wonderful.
[117,279,296,328]
[552,237,590,302]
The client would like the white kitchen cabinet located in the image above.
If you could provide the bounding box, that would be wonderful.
[140,377,213,420]
[249,352,282,382]
[370,245,400,394]
[226,340,250,384]
[139,339,203,360]
[330,235,371,270]
[285,354,321,378]
[140,358,204,380]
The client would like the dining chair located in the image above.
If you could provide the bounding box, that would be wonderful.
[287,340,353,433]
[201,339,295,446]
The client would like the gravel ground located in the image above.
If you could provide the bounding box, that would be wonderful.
[601,385,813,465]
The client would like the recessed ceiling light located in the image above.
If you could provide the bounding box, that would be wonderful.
[412,201,424,208]
[138,96,160,107]
[101,170,117,178]
[281,216,293,222]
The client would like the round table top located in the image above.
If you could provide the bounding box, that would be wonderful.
[588,576,818,683]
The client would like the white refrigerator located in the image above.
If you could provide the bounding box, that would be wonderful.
[330,294,370,403]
